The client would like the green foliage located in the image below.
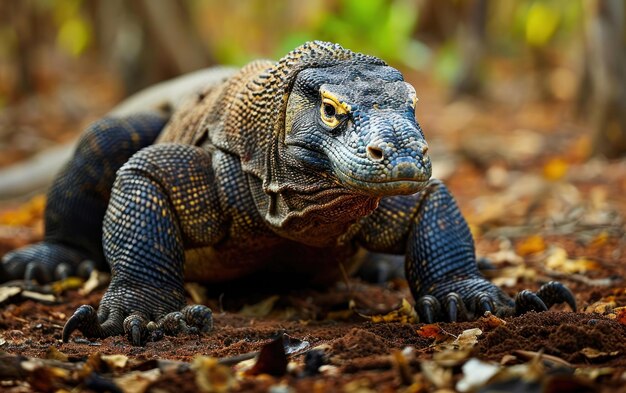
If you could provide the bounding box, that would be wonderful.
[278,0,430,70]
[53,0,91,57]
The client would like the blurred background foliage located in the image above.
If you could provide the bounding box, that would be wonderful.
[0,0,624,157]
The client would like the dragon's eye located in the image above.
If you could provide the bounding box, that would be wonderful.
[320,90,350,128]
[323,102,336,118]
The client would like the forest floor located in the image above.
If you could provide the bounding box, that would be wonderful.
[0,57,625,392]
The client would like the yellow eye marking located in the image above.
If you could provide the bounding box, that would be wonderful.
[410,94,419,109]
[320,90,350,128]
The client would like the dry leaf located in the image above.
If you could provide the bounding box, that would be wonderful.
[543,157,568,181]
[580,347,620,360]
[245,334,288,377]
[45,346,68,362]
[101,354,129,370]
[0,195,46,227]
[584,300,616,314]
[545,247,599,274]
[416,324,449,341]
[21,290,56,303]
[516,235,546,256]
[420,360,453,389]
[613,307,626,326]
[452,328,482,350]
[456,358,501,392]
[52,277,84,294]
[79,271,110,296]
[114,369,161,393]
[192,356,236,393]
[0,287,22,303]
[360,299,417,324]
[482,312,507,328]
[239,295,280,318]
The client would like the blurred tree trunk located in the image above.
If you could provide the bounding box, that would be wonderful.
[579,0,626,158]
[88,0,213,95]
[453,0,488,96]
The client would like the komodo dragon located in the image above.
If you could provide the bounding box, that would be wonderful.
[1,42,575,345]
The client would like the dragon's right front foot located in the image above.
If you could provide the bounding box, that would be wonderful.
[62,281,213,346]
[1,242,95,284]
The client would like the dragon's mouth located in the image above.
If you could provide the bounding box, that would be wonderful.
[334,167,430,196]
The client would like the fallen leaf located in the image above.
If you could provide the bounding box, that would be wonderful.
[452,328,482,350]
[613,307,626,326]
[114,369,161,393]
[0,195,46,227]
[360,298,417,324]
[21,290,56,303]
[245,333,288,377]
[456,358,501,392]
[543,157,568,181]
[516,235,546,256]
[192,356,236,393]
[420,360,453,389]
[0,287,22,303]
[282,333,310,355]
[482,312,507,328]
[239,295,280,318]
[392,350,414,386]
[584,300,616,314]
[52,276,84,294]
[101,354,129,370]
[416,324,449,341]
[580,347,620,360]
[545,247,599,274]
[45,347,68,362]
[79,271,110,296]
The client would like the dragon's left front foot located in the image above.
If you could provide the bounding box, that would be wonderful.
[61,281,213,346]
[414,277,576,323]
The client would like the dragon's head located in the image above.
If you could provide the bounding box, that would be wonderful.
[284,64,431,197]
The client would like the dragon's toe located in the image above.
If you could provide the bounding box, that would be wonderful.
[515,281,576,315]
[415,295,441,323]
[2,242,89,283]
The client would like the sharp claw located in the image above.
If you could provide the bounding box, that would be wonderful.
[124,314,148,346]
[182,304,213,333]
[416,295,440,323]
[63,305,100,342]
[54,263,73,280]
[444,293,466,322]
[77,260,96,279]
[515,290,548,315]
[536,281,577,312]
[475,292,495,315]
[24,262,52,284]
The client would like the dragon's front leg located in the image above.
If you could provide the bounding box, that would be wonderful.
[358,179,576,322]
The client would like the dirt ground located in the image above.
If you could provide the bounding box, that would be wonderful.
[1,57,626,392]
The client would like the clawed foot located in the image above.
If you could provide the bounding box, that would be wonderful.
[63,303,213,346]
[1,242,95,284]
[414,280,576,323]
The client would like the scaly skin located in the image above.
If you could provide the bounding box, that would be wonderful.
[2,42,575,345]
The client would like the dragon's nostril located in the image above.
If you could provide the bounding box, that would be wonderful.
[367,145,384,161]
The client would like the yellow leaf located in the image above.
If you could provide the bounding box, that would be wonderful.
[526,3,560,47]
[0,195,46,226]
[543,157,568,181]
[516,235,546,256]
[545,247,599,274]
[615,307,626,326]
[192,356,236,393]
[361,298,417,324]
